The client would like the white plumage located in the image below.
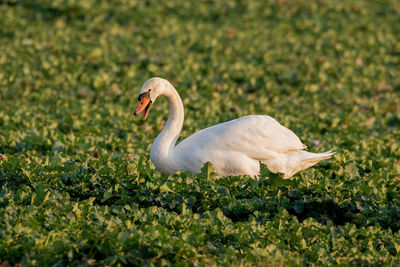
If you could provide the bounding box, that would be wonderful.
[134,77,334,179]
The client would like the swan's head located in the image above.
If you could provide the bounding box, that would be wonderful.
[134,77,167,120]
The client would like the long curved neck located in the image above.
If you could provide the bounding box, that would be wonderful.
[151,82,184,163]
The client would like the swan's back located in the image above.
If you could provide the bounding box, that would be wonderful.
[175,115,305,156]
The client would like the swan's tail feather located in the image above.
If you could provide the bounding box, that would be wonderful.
[282,150,336,179]
[263,150,336,179]
[301,150,336,165]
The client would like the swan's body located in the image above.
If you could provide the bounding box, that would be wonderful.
[134,77,334,179]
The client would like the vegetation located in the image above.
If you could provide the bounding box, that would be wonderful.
[1,0,400,265]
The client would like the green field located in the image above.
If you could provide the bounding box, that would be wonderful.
[1,0,400,265]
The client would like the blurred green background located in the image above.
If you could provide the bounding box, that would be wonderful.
[0,0,400,265]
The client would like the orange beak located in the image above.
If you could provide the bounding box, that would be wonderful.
[134,96,151,120]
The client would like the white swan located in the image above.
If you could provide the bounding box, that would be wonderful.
[134,77,334,179]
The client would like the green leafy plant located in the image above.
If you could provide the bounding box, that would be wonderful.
[0,0,400,265]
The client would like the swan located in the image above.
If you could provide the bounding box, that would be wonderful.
[134,77,334,179]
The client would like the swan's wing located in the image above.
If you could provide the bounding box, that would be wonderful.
[176,115,306,161]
